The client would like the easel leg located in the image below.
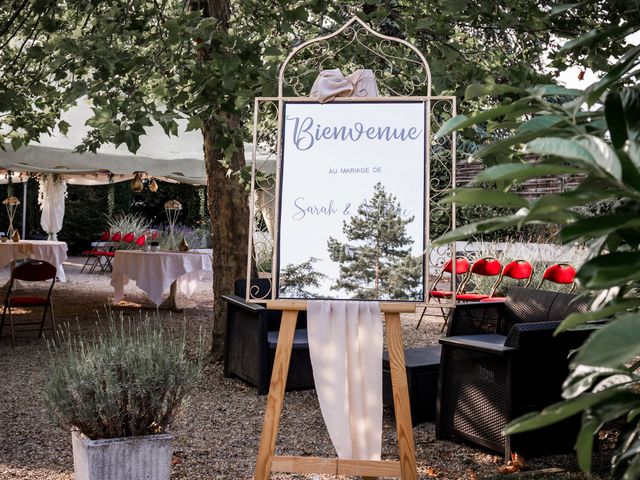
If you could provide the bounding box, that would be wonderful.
[254,310,298,480]
[385,312,418,480]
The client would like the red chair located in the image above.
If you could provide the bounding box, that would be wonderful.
[480,259,534,302]
[538,263,577,292]
[455,257,502,302]
[81,231,112,273]
[416,257,470,330]
[0,260,56,348]
[90,231,120,273]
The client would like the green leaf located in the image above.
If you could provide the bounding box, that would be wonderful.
[559,214,640,243]
[606,91,628,149]
[516,115,563,134]
[58,120,70,136]
[550,1,589,15]
[585,45,640,106]
[574,313,640,367]
[562,365,631,399]
[464,83,525,100]
[471,128,558,160]
[620,86,640,142]
[529,187,616,219]
[434,114,470,139]
[557,298,640,333]
[10,136,22,151]
[441,188,528,208]
[578,252,640,289]
[526,136,621,180]
[186,116,204,132]
[505,388,626,434]
[575,413,600,473]
[528,85,584,97]
[432,214,523,246]
[435,100,538,139]
[560,28,601,52]
[473,163,581,184]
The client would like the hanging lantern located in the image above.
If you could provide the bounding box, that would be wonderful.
[3,196,20,238]
[131,172,144,192]
[149,178,159,192]
[164,199,182,234]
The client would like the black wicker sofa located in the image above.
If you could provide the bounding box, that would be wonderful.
[436,287,593,459]
[222,278,314,395]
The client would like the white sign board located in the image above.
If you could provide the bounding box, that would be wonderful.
[277,101,426,301]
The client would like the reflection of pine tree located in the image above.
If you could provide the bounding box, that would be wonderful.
[279,257,326,298]
[328,183,423,300]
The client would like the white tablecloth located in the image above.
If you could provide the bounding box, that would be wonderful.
[111,250,213,306]
[0,240,68,282]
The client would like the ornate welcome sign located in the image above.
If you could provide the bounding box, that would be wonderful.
[246,16,459,304]
[278,100,426,300]
[247,15,458,480]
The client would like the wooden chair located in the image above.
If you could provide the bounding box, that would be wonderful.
[416,257,470,331]
[0,260,57,348]
[538,263,576,292]
[480,259,534,302]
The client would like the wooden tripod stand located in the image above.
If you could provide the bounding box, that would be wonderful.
[254,300,418,479]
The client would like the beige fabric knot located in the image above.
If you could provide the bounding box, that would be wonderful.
[310,69,379,103]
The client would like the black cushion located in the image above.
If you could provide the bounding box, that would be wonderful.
[267,329,309,350]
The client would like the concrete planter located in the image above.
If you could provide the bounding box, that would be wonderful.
[71,429,173,480]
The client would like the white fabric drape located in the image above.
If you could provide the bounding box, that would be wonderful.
[307,301,383,460]
[39,174,66,241]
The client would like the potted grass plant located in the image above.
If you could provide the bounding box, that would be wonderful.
[44,316,202,480]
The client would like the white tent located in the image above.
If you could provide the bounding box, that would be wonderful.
[0,99,275,239]
[0,99,207,185]
[0,99,208,239]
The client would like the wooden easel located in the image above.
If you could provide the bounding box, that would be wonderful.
[254,299,418,480]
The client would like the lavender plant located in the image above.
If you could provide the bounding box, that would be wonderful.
[44,314,202,440]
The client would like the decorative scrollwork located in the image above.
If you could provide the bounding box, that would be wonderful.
[280,17,431,98]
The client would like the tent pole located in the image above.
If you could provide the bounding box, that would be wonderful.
[22,180,27,239]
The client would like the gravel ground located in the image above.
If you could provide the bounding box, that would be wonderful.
[0,257,613,479]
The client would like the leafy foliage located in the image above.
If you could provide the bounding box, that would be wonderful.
[44,315,202,440]
[328,183,422,300]
[433,2,640,477]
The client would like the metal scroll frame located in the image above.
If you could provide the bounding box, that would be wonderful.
[246,15,458,480]
[246,16,458,304]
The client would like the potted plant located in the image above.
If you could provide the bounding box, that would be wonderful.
[44,317,201,480]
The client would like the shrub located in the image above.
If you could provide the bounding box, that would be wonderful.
[44,315,202,440]
[106,211,151,238]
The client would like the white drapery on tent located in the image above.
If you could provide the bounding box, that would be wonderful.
[38,174,66,241]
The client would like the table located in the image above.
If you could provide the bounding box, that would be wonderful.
[382,345,441,426]
[111,250,213,310]
[0,240,68,282]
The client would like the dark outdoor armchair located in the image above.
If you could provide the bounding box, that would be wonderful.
[436,287,592,459]
[222,279,314,395]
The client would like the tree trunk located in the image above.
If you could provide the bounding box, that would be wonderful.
[203,124,249,360]
[190,0,248,361]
